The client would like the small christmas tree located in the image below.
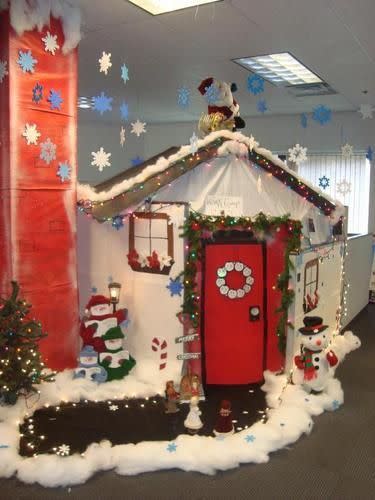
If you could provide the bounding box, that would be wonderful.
[0,281,55,405]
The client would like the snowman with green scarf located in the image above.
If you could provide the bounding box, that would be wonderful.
[99,326,136,381]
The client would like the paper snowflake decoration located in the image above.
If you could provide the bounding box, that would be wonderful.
[245,434,256,443]
[312,104,332,125]
[336,179,351,196]
[204,83,220,104]
[318,175,330,190]
[131,120,146,137]
[332,400,341,411]
[22,123,40,145]
[358,104,374,119]
[91,286,98,294]
[130,157,143,167]
[341,143,353,159]
[120,126,126,147]
[189,132,199,154]
[91,147,111,172]
[177,86,191,108]
[42,31,59,55]
[57,162,71,182]
[300,113,308,128]
[109,404,119,411]
[0,60,8,83]
[166,443,177,453]
[99,51,112,75]
[166,276,183,297]
[93,92,113,115]
[248,135,259,152]
[40,138,57,164]
[121,63,129,84]
[247,74,264,95]
[48,89,63,110]
[111,216,124,231]
[366,146,373,161]
[120,101,129,121]
[257,99,267,113]
[17,50,37,73]
[32,82,43,104]
[56,444,70,456]
[288,143,308,165]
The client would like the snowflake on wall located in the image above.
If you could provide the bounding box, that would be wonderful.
[131,120,146,137]
[22,123,41,145]
[358,104,374,119]
[366,146,373,161]
[288,143,308,165]
[257,99,267,113]
[93,92,113,115]
[312,105,332,125]
[91,147,111,172]
[56,444,70,456]
[121,63,129,84]
[131,156,144,166]
[57,161,71,182]
[0,60,8,83]
[189,131,199,154]
[245,434,256,443]
[112,216,124,231]
[120,101,129,121]
[300,113,308,128]
[177,86,191,108]
[17,50,37,73]
[247,74,264,95]
[99,51,112,75]
[40,138,57,164]
[341,143,353,159]
[336,179,351,196]
[48,89,63,110]
[204,83,220,104]
[318,175,330,190]
[32,82,43,104]
[166,443,177,453]
[42,31,60,55]
[166,276,183,297]
[120,126,126,147]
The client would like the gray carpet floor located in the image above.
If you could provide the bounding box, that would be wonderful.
[1,305,374,499]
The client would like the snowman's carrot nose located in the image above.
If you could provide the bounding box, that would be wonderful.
[316,339,322,346]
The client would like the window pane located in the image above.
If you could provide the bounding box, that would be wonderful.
[151,219,168,238]
[135,236,150,255]
[151,239,168,256]
[134,218,150,238]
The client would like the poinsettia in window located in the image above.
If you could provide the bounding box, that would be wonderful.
[127,212,174,275]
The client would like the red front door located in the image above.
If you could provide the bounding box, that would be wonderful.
[203,243,265,384]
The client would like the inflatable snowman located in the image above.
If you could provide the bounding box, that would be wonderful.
[294,316,338,393]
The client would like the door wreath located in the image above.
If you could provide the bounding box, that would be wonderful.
[215,261,254,299]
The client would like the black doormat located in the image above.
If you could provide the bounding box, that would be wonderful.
[19,384,267,457]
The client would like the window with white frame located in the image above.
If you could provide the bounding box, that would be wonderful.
[298,154,370,234]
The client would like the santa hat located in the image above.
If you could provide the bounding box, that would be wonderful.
[86,295,110,311]
[198,77,214,95]
[220,400,231,410]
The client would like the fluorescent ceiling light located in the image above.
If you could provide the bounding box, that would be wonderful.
[233,52,323,86]
[128,0,221,15]
[77,97,93,109]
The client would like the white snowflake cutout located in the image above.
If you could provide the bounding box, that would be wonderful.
[91,147,111,172]
[22,123,41,145]
[358,104,374,119]
[131,120,147,137]
[120,126,126,147]
[341,143,353,159]
[109,404,119,411]
[336,179,351,196]
[0,60,8,83]
[288,143,308,165]
[56,444,70,456]
[99,51,112,75]
[42,31,60,55]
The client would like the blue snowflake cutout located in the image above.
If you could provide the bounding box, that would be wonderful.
[247,74,264,95]
[57,161,71,182]
[112,215,124,230]
[131,156,144,167]
[245,434,256,443]
[318,175,330,190]
[91,286,98,294]
[166,276,183,297]
[300,113,308,129]
[93,92,113,115]
[177,86,191,108]
[312,105,332,125]
[166,442,177,453]
[121,64,129,84]
[366,146,373,161]
[48,89,63,110]
[204,83,220,104]
[17,50,37,73]
[257,99,267,113]
[120,101,129,121]
[332,400,341,411]
[32,82,43,104]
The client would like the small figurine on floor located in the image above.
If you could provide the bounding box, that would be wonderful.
[184,396,203,434]
[73,346,107,383]
[179,372,201,401]
[213,400,234,437]
[164,380,180,414]
[99,326,136,381]
[294,316,338,394]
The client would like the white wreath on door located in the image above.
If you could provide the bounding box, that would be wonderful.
[216,261,254,299]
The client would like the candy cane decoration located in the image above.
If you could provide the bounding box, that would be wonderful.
[151,337,168,370]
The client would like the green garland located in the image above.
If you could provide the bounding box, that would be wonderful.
[179,211,302,353]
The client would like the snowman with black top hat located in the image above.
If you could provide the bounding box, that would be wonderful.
[294,316,338,394]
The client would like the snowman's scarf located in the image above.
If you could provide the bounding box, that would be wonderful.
[302,348,317,381]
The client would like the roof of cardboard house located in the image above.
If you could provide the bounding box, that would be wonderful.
[77,130,344,223]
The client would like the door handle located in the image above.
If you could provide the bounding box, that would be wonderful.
[249,306,260,322]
